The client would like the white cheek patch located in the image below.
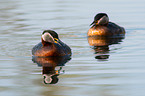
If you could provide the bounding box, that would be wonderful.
[43,74,53,84]
[98,16,109,25]
[42,33,54,42]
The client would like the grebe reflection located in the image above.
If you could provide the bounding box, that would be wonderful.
[88,36,124,60]
[32,56,71,84]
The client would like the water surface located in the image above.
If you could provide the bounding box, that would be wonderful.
[0,0,145,96]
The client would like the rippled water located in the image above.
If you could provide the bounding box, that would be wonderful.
[0,0,145,96]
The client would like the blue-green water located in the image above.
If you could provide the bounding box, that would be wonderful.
[0,0,145,96]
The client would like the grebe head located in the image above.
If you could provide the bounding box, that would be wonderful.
[41,30,59,43]
[90,13,109,26]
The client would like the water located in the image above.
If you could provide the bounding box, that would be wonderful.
[0,0,145,96]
